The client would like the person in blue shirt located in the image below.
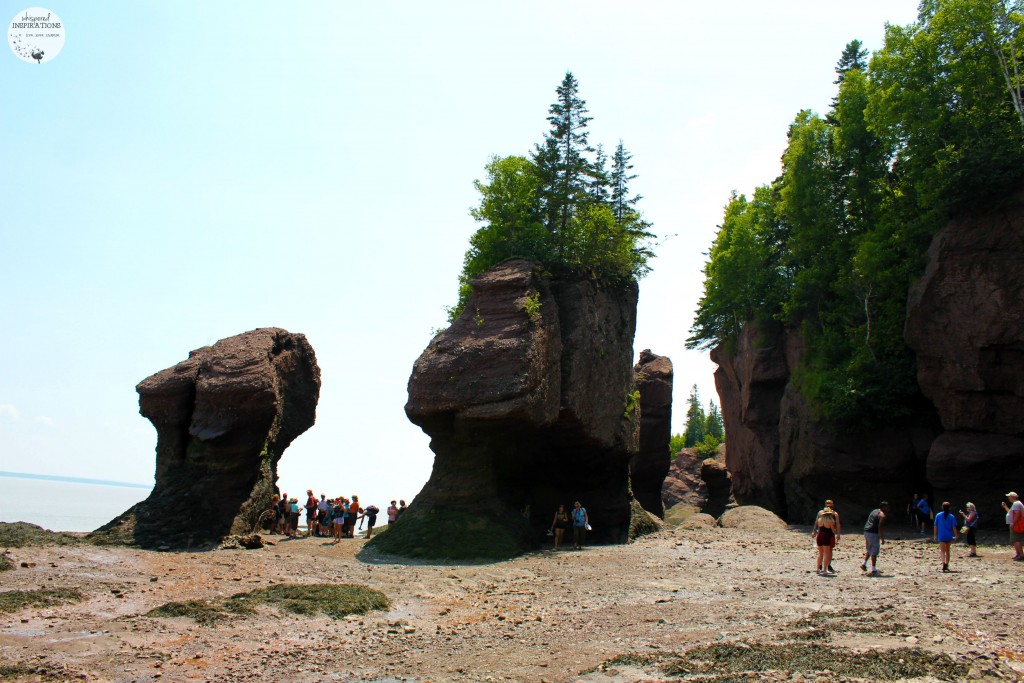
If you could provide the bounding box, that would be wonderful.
[916,494,932,534]
[933,501,959,572]
[571,501,589,550]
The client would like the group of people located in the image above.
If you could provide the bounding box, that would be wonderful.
[812,491,1024,576]
[548,501,590,550]
[269,492,407,541]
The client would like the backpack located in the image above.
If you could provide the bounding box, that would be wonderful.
[1014,510,1024,534]
[365,505,379,515]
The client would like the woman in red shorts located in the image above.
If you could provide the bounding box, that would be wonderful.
[812,507,839,575]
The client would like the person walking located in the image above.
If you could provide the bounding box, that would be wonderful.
[934,501,958,572]
[960,502,979,557]
[812,506,839,575]
[916,494,932,535]
[550,504,570,550]
[1002,492,1024,560]
[571,501,589,550]
[861,502,889,575]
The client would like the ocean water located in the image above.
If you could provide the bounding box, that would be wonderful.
[0,475,152,533]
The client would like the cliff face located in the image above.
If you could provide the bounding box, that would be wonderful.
[92,328,320,547]
[709,323,790,514]
[381,259,639,559]
[632,350,673,517]
[906,194,1024,517]
[713,195,1024,525]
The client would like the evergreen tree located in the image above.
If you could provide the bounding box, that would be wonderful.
[532,72,598,252]
[705,401,725,441]
[834,39,868,83]
[683,384,707,448]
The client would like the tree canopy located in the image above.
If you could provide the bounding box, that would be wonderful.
[688,1,1024,428]
[449,73,654,321]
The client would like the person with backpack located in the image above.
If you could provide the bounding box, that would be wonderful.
[1002,492,1024,560]
[362,504,380,539]
[933,501,959,572]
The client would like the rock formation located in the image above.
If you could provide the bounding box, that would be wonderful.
[632,350,673,517]
[712,323,935,524]
[375,259,639,559]
[662,445,735,518]
[906,194,1024,519]
[662,448,706,511]
[711,194,1024,526]
[91,328,320,547]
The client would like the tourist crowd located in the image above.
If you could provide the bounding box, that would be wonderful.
[268,492,407,541]
[811,491,1024,576]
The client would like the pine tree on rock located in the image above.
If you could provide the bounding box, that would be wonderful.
[533,72,598,255]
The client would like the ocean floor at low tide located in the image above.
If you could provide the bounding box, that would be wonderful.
[1,523,1023,682]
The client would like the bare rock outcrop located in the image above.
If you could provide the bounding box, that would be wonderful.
[375,259,639,559]
[662,445,735,518]
[906,194,1024,517]
[632,350,673,517]
[91,328,320,548]
[710,322,791,513]
[662,449,706,511]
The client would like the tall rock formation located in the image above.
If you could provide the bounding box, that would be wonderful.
[91,328,320,547]
[711,194,1024,526]
[632,350,673,517]
[376,259,639,559]
[712,323,934,523]
[906,193,1024,519]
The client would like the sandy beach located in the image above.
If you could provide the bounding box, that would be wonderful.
[2,521,1023,683]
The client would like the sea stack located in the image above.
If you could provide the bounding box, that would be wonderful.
[372,259,639,559]
[91,328,320,548]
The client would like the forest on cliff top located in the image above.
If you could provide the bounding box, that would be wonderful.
[688,0,1024,428]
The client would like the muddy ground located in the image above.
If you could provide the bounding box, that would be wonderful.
[1,521,1023,682]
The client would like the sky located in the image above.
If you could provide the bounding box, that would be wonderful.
[1,1,922,519]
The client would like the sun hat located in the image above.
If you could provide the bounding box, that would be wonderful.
[1007,492,1019,498]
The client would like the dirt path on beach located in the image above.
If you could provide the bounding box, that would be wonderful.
[2,523,1024,682]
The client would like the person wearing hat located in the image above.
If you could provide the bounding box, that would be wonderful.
[1002,492,1024,560]
[959,502,979,558]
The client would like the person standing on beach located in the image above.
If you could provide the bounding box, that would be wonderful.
[571,501,589,550]
[1001,492,1024,560]
[960,503,979,557]
[934,501,958,572]
[387,501,398,525]
[550,504,569,550]
[812,506,839,575]
[397,500,407,517]
[815,499,841,572]
[861,502,889,575]
[278,493,291,537]
[304,490,317,537]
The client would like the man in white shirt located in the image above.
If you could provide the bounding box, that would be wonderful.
[1001,492,1024,560]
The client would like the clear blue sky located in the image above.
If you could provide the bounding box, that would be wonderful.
[1,1,920,513]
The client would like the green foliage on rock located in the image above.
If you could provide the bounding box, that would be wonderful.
[147,584,390,625]
[364,506,527,561]
[689,2,1024,428]
[449,73,654,321]
[0,587,84,614]
[0,522,81,548]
